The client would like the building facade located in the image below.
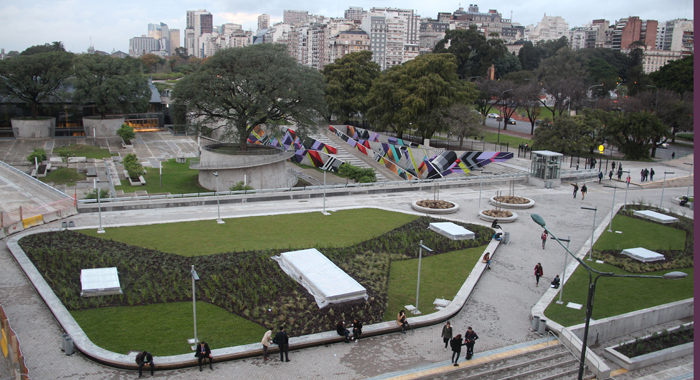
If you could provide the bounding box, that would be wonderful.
[524,14,569,42]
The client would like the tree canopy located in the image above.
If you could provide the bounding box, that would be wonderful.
[533,115,593,154]
[366,53,478,140]
[20,41,65,55]
[322,50,380,124]
[649,55,693,95]
[604,112,667,160]
[172,43,327,149]
[433,25,506,78]
[72,54,151,119]
[536,47,588,118]
[0,51,74,118]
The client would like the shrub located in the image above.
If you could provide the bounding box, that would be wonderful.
[55,147,74,163]
[230,181,254,191]
[84,189,111,199]
[116,124,135,144]
[122,153,145,179]
[338,163,377,183]
[27,148,47,164]
[676,132,693,141]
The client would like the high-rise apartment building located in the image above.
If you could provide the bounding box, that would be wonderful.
[524,14,569,42]
[129,36,159,57]
[284,10,309,25]
[344,7,365,21]
[657,19,693,54]
[258,14,271,31]
[614,17,657,50]
[169,29,180,55]
[148,23,162,39]
[185,10,213,58]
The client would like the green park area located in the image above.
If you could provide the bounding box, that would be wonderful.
[544,206,693,327]
[57,144,114,160]
[114,158,208,195]
[40,167,86,186]
[19,209,491,355]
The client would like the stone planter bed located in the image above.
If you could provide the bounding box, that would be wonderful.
[411,200,459,214]
[477,209,518,223]
[489,195,535,209]
[603,323,694,371]
[121,139,134,149]
[123,170,145,186]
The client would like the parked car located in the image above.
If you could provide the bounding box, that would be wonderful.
[506,118,517,125]
[658,142,669,148]
[487,113,500,119]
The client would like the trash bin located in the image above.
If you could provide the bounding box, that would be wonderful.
[531,316,540,331]
[61,333,69,351]
[64,337,74,355]
[503,232,510,245]
[537,319,547,335]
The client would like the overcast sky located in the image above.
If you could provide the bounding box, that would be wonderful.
[0,0,694,53]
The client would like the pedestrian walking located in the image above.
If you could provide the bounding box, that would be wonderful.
[464,327,479,360]
[441,321,453,350]
[598,171,603,184]
[534,263,543,286]
[351,318,363,342]
[611,161,616,171]
[135,351,154,378]
[581,184,587,200]
[274,327,290,362]
[672,151,676,159]
[644,168,649,181]
[608,170,613,180]
[194,341,214,371]
[626,175,631,186]
[541,230,547,249]
[261,328,273,361]
[650,168,655,181]
[450,334,465,366]
[617,167,623,181]
[571,182,579,198]
[640,169,645,182]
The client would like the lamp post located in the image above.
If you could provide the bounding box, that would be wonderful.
[213,172,224,224]
[497,89,513,144]
[530,214,687,380]
[621,170,630,210]
[413,240,433,315]
[478,171,493,209]
[602,185,617,232]
[581,206,597,260]
[97,187,105,234]
[555,236,570,305]
[646,85,658,114]
[660,171,674,209]
[683,163,693,198]
[322,169,330,215]
[191,265,200,346]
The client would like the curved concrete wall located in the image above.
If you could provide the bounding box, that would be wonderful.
[11,118,55,138]
[82,117,125,137]
[198,161,290,191]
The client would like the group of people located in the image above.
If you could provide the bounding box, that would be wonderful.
[570,183,587,200]
[533,262,561,289]
[441,321,479,366]
[261,327,291,362]
[597,162,626,183]
[336,319,363,343]
[134,340,214,377]
[640,167,655,182]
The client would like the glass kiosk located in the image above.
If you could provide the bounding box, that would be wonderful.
[529,150,563,188]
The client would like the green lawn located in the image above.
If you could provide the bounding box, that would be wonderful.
[384,247,483,320]
[481,130,533,146]
[545,213,693,327]
[71,301,266,356]
[80,209,419,256]
[595,215,686,251]
[114,158,208,195]
[56,144,114,159]
[40,167,86,186]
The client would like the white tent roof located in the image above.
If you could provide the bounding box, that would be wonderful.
[428,222,475,240]
[80,267,123,297]
[621,247,666,263]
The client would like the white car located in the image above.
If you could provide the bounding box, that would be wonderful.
[487,113,500,119]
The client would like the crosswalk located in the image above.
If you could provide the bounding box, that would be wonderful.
[310,133,389,182]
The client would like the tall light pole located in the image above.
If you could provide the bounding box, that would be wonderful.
[413,240,433,315]
[555,236,570,305]
[660,171,674,209]
[97,187,105,234]
[603,185,617,232]
[581,206,597,260]
[683,163,693,198]
[497,89,513,144]
[531,214,687,380]
[478,171,493,209]
[191,265,200,346]
[588,84,603,109]
[213,172,224,224]
[322,169,330,215]
[621,170,630,210]
[646,85,658,114]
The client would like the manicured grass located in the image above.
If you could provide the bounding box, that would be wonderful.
[114,158,208,195]
[481,130,533,146]
[595,215,686,251]
[80,209,419,256]
[543,265,693,327]
[384,247,483,320]
[71,301,266,355]
[56,144,114,159]
[40,167,86,186]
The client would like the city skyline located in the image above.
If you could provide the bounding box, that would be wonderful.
[0,0,694,53]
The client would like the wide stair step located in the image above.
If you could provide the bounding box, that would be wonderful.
[310,134,389,181]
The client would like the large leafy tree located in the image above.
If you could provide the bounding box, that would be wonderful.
[72,54,150,119]
[366,53,477,140]
[536,47,588,119]
[513,81,543,134]
[172,44,327,149]
[20,41,65,55]
[433,25,506,78]
[649,55,693,95]
[533,115,593,154]
[581,108,615,153]
[438,104,483,150]
[0,51,74,118]
[604,112,668,160]
[322,51,380,124]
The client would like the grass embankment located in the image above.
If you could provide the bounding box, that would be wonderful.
[544,212,693,327]
[480,130,532,146]
[57,144,114,159]
[40,167,86,186]
[114,158,207,195]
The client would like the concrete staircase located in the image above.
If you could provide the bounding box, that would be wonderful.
[484,157,531,176]
[426,343,591,380]
[310,133,389,182]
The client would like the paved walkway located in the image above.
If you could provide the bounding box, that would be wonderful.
[1,155,694,379]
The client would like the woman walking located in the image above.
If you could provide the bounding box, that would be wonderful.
[581,184,587,200]
[541,230,547,249]
[450,334,465,366]
[441,321,453,350]
[534,263,543,287]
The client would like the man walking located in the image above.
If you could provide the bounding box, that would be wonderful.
[650,168,655,181]
[571,183,579,198]
[275,327,290,362]
[464,327,479,360]
[598,171,603,184]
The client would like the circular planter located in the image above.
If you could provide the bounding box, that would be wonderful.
[411,200,460,214]
[478,209,519,223]
[489,196,535,209]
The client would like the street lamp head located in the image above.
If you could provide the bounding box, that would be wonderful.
[191,269,200,281]
[663,271,687,279]
[213,172,218,177]
[531,214,546,227]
